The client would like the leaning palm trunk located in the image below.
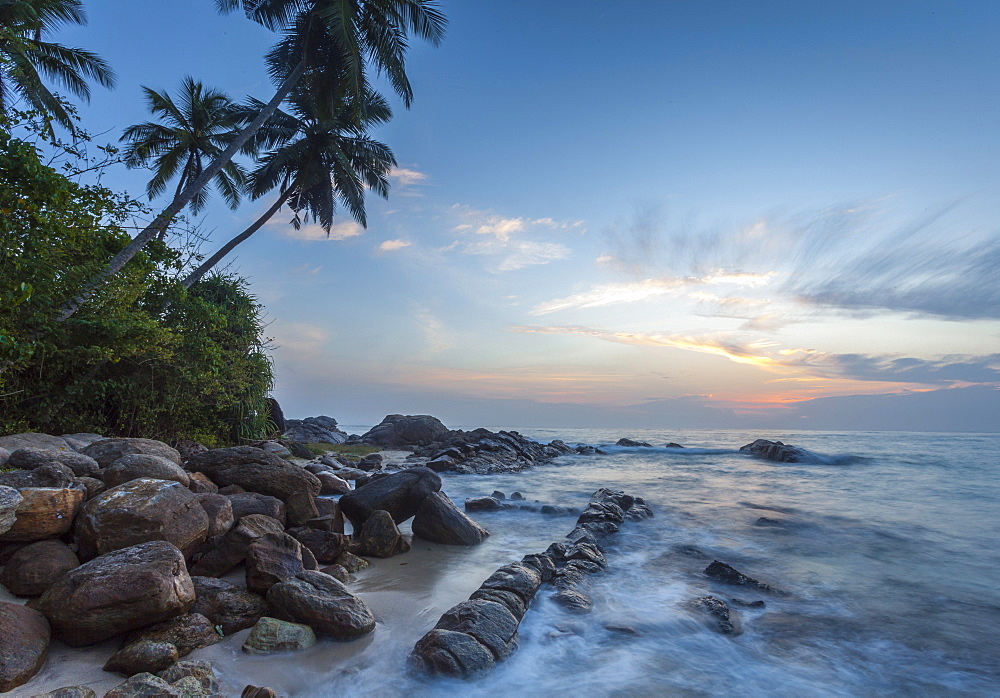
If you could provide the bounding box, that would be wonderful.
[55,58,307,322]
[182,188,293,289]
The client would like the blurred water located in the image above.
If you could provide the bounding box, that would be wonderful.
[269,430,1000,695]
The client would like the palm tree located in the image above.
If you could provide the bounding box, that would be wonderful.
[0,0,115,132]
[120,76,245,215]
[181,84,395,288]
[58,0,444,321]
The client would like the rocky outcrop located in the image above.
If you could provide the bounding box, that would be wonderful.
[412,491,489,545]
[242,617,315,654]
[0,433,71,453]
[0,539,79,596]
[282,416,348,445]
[6,447,100,477]
[35,540,195,646]
[739,439,808,463]
[0,486,85,542]
[101,454,191,488]
[339,467,441,529]
[188,514,284,577]
[75,478,209,560]
[81,438,182,468]
[0,464,75,490]
[360,414,450,447]
[186,446,321,526]
[0,602,50,692]
[412,429,577,475]
[266,570,376,639]
[615,438,652,447]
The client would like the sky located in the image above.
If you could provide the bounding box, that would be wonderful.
[49,1,1000,431]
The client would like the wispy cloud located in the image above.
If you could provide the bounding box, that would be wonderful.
[388,167,429,196]
[378,239,411,252]
[278,221,364,241]
[446,205,581,271]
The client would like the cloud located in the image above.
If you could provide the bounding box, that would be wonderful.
[378,239,411,252]
[446,205,580,271]
[279,220,364,241]
[412,308,453,354]
[388,167,429,196]
[531,278,694,315]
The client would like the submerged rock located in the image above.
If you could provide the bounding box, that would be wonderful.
[693,595,740,635]
[704,560,776,592]
[739,439,808,463]
[242,617,316,654]
[615,438,652,447]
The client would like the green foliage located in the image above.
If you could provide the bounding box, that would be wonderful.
[0,112,275,445]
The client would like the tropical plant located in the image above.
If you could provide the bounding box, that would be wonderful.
[59,0,445,320]
[0,0,114,132]
[120,76,246,215]
[182,83,395,287]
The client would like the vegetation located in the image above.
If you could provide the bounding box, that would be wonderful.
[298,442,380,457]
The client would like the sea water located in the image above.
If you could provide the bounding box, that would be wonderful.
[236,429,1000,696]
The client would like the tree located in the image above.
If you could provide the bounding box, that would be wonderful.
[58,0,445,320]
[0,0,114,132]
[120,76,246,215]
[182,84,395,288]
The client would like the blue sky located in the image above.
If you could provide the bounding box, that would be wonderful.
[51,1,1000,430]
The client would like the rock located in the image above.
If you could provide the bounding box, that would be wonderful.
[227,492,286,524]
[433,599,519,661]
[257,440,292,459]
[0,539,79,596]
[755,516,788,527]
[477,563,542,605]
[693,595,740,635]
[81,438,181,468]
[75,478,208,560]
[0,464,75,490]
[266,570,376,639]
[730,597,766,609]
[360,414,451,447]
[286,442,314,459]
[356,510,410,558]
[306,513,343,534]
[218,484,245,495]
[0,486,84,542]
[103,640,179,676]
[615,438,652,447]
[0,485,23,535]
[188,514,284,577]
[356,453,383,471]
[520,553,557,582]
[665,442,684,448]
[295,529,350,563]
[282,415,348,445]
[101,454,190,488]
[185,446,321,526]
[75,476,105,500]
[738,439,808,463]
[408,629,495,678]
[0,446,7,467]
[266,398,287,434]
[0,602,50,692]
[464,496,501,512]
[174,439,209,462]
[510,492,524,500]
[61,432,105,452]
[552,588,593,613]
[190,576,267,635]
[0,433,70,453]
[186,472,218,494]
[242,686,277,698]
[31,686,97,698]
[338,467,441,528]
[35,540,195,646]
[625,498,654,521]
[336,551,369,573]
[315,471,351,495]
[564,541,607,568]
[704,560,775,592]
[6,448,100,477]
[122,612,221,656]
[158,660,219,693]
[468,588,527,621]
[319,564,350,583]
[242,617,315,654]
[104,673,178,698]
[412,491,490,545]
[245,532,305,594]
[195,493,234,541]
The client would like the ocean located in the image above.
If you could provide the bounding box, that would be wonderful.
[217,428,1000,696]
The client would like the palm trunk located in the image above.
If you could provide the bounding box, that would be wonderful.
[182,189,293,289]
[55,57,307,322]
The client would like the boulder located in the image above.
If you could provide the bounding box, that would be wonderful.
[295,529,350,563]
[0,486,85,542]
[174,439,209,462]
[227,492,286,524]
[245,532,305,594]
[282,415,348,445]
[185,446,321,526]
[356,510,410,558]
[122,612,221,656]
[34,540,195,646]
[615,438,652,447]
[0,539,80,596]
[408,629,495,678]
[338,467,441,528]
[336,551,370,573]
[257,441,292,458]
[0,446,8,467]
[188,514,284,577]
[103,640,179,676]
[6,448,100,477]
[693,595,740,635]
[75,476,105,500]
[0,602,50,692]
[242,617,315,654]
[738,439,807,463]
[243,686,278,698]
[0,433,70,453]
[464,496,501,512]
[306,513,343,534]
[316,471,351,495]
[360,414,451,447]
[0,463,75,490]
[477,563,542,605]
[32,686,97,698]
[195,493,235,542]
[552,588,593,613]
[469,588,527,621]
[190,577,266,635]
[187,472,218,494]
[0,485,23,535]
[81,438,181,468]
[104,673,179,698]
[101,454,190,488]
[412,491,489,545]
[704,560,775,592]
[266,570,376,639]
[158,660,219,694]
[61,432,105,452]
[320,564,350,583]
[75,478,208,560]
[433,599,519,661]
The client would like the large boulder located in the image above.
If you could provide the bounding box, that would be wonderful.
[81,438,182,468]
[103,640,179,676]
[412,491,489,545]
[185,446,321,526]
[75,478,209,560]
[0,464,75,490]
[738,439,808,463]
[195,493,235,542]
[121,612,221,657]
[0,539,80,596]
[266,570,376,639]
[409,629,495,678]
[101,454,190,488]
[6,448,100,477]
[245,532,305,594]
[61,432,105,452]
[242,617,315,654]
[188,514,284,577]
[190,577,266,635]
[0,433,70,453]
[356,510,410,558]
[0,446,8,467]
[295,529,350,563]
[282,415,347,445]
[0,486,22,535]
[0,602,50,692]
[360,414,450,447]
[227,492,286,524]
[0,486,85,542]
[34,540,195,646]
[338,467,441,528]
[433,599,519,662]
